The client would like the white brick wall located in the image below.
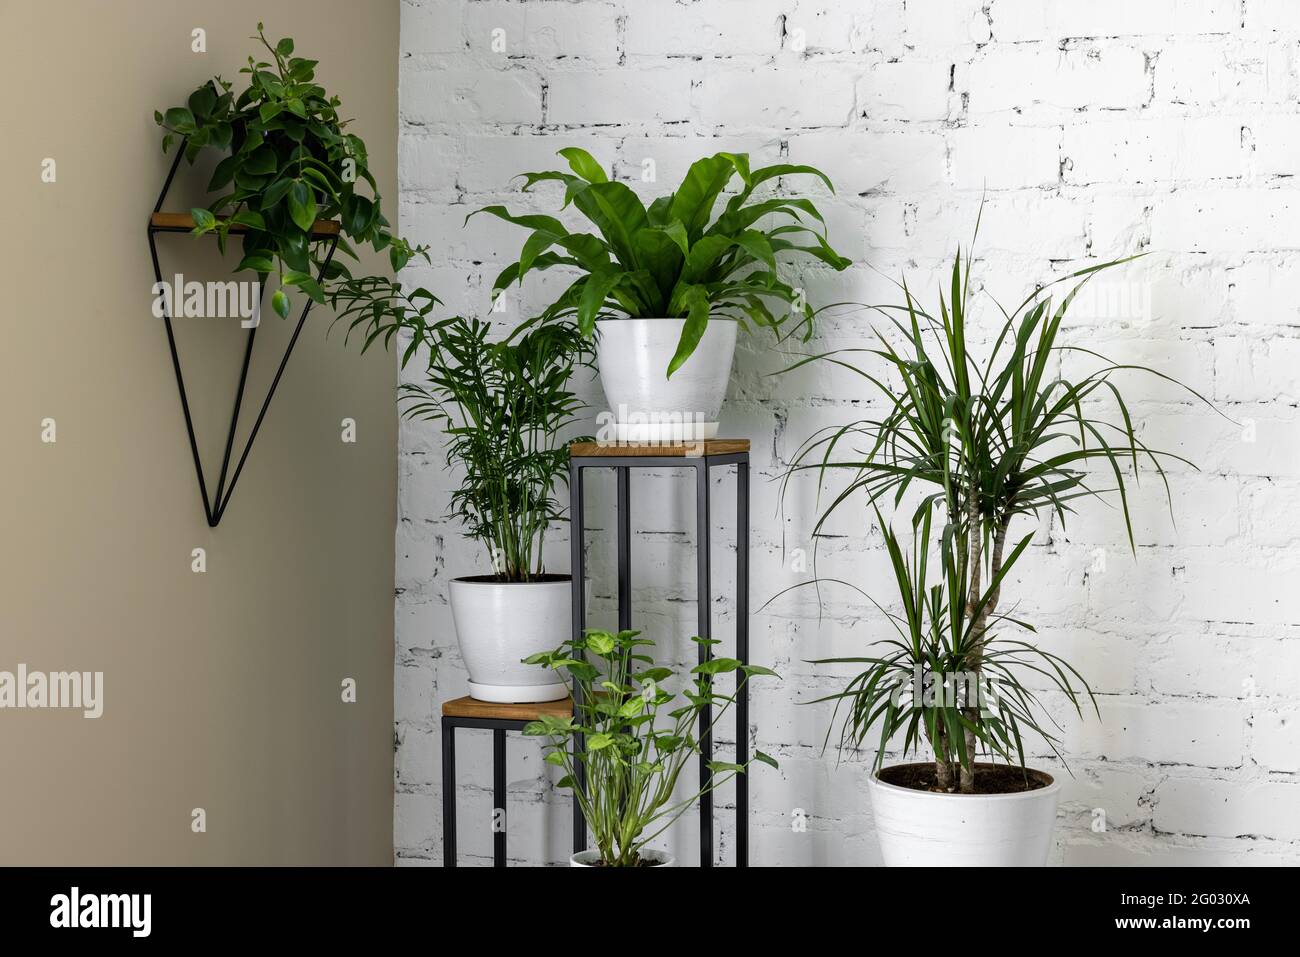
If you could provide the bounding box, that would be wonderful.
[394,0,1300,866]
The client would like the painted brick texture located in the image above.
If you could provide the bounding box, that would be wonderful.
[394,0,1300,866]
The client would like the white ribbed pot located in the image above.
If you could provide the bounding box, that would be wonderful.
[569,849,676,868]
[595,317,736,442]
[447,575,570,703]
[868,763,1061,866]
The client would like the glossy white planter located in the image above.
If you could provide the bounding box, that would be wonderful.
[595,317,736,441]
[447,576,570,703]
[868,763,1060,866]
[569,849,675,868]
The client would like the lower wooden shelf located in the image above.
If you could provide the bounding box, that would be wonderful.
[441,695,572,723]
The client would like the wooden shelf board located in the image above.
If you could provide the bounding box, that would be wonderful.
[569,439,749,458]
[442,695,573,721]
[149,211,341,238]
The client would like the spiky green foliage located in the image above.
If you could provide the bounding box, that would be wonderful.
[779,220,1214,791]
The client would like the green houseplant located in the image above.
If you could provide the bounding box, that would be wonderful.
[404,315,590,703]
[154,23,425,320]
[331,272,593,702]
[476,149,849,440]
[777,225,1213,864]
[524,628,777,866]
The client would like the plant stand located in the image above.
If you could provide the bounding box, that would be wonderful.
[567,439,752,868]
[440,695,574,868]
[147,143,341,527]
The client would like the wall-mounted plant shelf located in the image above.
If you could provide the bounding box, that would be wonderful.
[148,211,341,238]
[147,149,339,527]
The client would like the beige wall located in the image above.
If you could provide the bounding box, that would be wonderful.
[0,0,399,863]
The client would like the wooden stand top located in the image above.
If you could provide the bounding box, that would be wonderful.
[149,211,341,238]
[569,439,749,458]
[442,695,573,721]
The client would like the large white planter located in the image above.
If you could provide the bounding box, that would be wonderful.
[570,848,675,868]
[595,317,737,442]
[868,763,1060,866]
[447,576,570,703]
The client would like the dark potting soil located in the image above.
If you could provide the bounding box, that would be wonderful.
[879,762,1052,794]
[455,573,571,584]
[590,856,665,867]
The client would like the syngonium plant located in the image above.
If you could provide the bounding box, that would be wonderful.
[524,628,778,866]
[154,23,426,320]
[473,149,851,378]
[777,220,1218,793]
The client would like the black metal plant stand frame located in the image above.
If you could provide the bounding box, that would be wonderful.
[441,707,537,868]
[147,143,339,527]
[568,442,751,868]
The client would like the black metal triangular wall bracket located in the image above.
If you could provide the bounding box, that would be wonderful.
[147,143,340,527]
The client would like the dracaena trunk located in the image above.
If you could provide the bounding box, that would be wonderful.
[960,521,1009,792]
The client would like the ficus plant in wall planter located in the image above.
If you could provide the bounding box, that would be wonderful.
[475,149,850,441]
[154,23,425,319]
[775,226,1217,865]
[523,628,778,867]
[332,276,592,702]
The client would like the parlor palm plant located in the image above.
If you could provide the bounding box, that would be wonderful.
[330,276,592,701]
[781,225,1213,795]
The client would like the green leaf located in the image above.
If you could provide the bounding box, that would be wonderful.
[659,220,689,256]
[276,37,295,56]
[586,631,616,655]
[271,289,290,318]
[190,207,217,233]
[571,182,648,270]
[262,177,294,208]
[244,145,278,175]
[692,657,740,675]
[558,147,608,184]
[344,194,373,236]
[754,750,779,769]
[576,272,624,337]
[283,269,325,303]
[665,284,711,379]
[187,84,216,118]
[236,253,275,274]
[207,156,239,192]
[586,733,614,751]
[287,180,317,232]
[231,210,267,231]
[163,106,196,133]
[669,154,736,239]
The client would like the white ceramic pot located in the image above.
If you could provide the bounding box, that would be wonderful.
[868,763,1060,866]
[569,848,676,868]
[595,317,737,442]
[447,575,570,703]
